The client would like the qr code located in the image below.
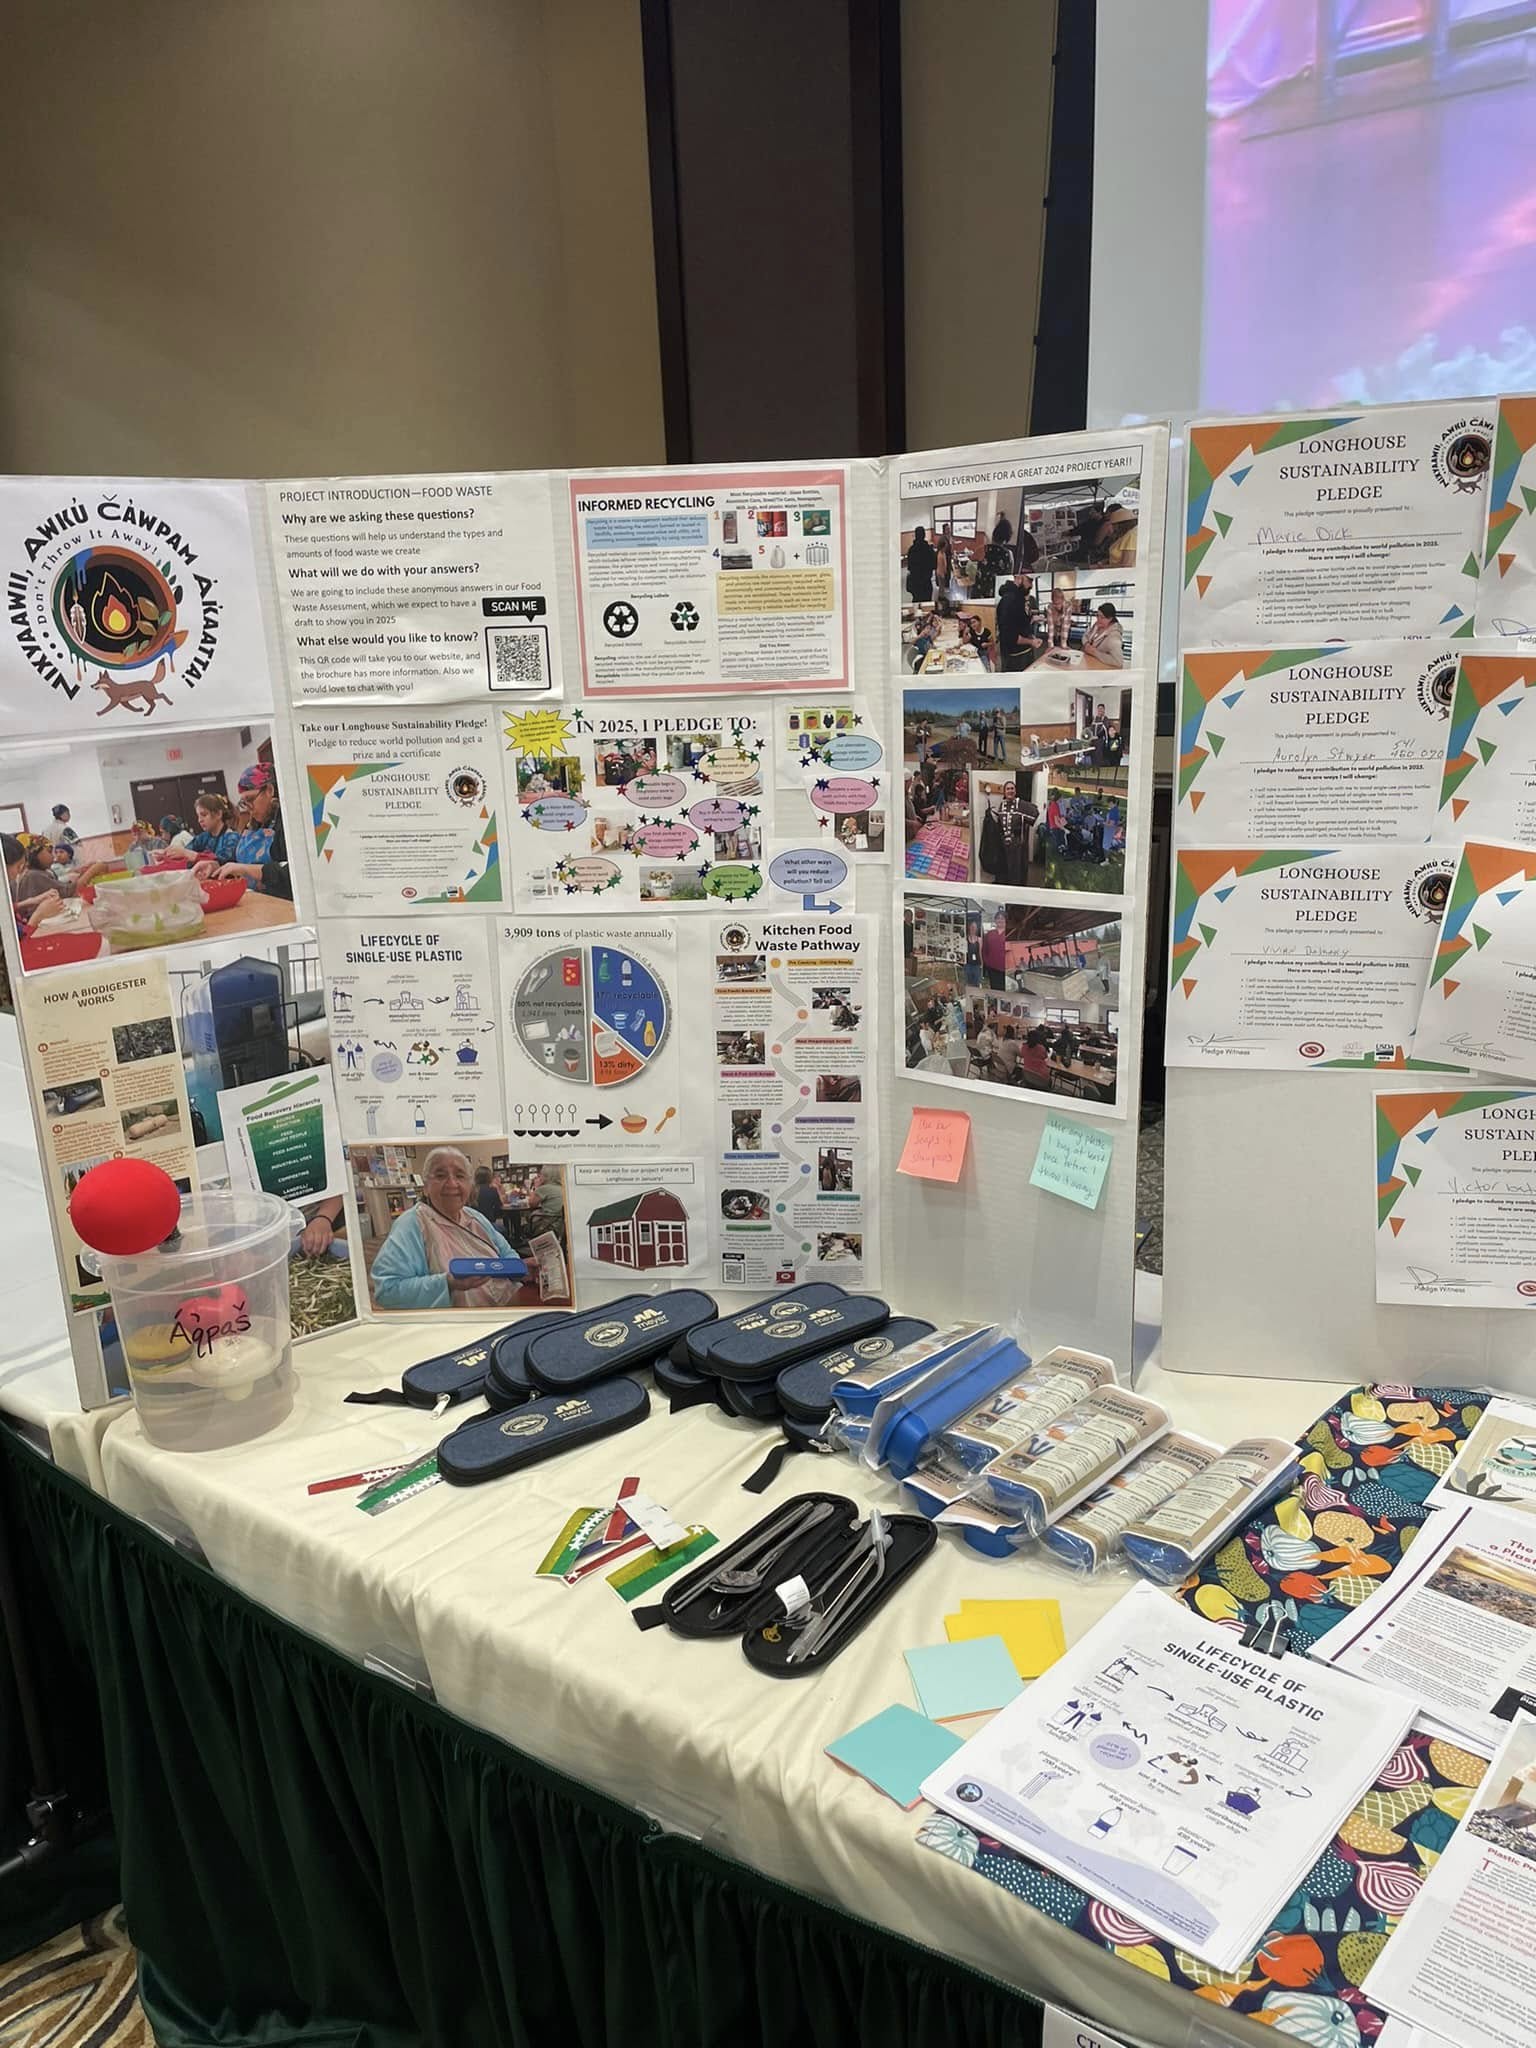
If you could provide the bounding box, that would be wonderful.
[485,622,552,694]
[721,1253,746,1286]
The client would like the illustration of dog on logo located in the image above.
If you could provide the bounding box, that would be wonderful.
[92,661,172,717]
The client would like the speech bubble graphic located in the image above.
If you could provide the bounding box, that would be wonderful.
[768,847,849,894]
[820,732,883,773]
[522,795,588,833]
[631,821,700,859]
[687,796,745,832]
[622,773,687,808]
[809,775,878,816]
[705,864,763,901]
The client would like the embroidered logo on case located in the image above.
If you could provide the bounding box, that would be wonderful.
[584,1320,631,1349]
[501,1413,550,1438]
[854,1336,893,1359]
[766,1320,808,1340]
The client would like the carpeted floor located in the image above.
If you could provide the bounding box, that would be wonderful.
[0,1909,150,2046]
[1136,1105,1164,1274]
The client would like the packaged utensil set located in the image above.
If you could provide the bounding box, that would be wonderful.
[346,1285,1290,1613]
[657,1491,935,1675]
[818,1322,1298,1579]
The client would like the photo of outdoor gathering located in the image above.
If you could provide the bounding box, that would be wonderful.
[902,895,1122,1105]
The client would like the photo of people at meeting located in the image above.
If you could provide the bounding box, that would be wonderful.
[905,684,1131,894]
[903,894,1122,1104]
[1,723,297,972]
[899,470,1138,678]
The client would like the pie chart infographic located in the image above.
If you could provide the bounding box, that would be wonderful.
[511,942,670,1087]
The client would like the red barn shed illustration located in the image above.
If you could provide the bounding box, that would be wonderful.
[586,1188,689,1270]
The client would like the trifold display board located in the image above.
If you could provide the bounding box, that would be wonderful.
[0,427,1165,1406]
[1162,394,1536,1393]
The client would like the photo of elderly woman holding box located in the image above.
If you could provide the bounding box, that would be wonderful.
[368,1145,525,1310]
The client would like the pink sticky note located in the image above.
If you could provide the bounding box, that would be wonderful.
[897,1108,971,1183]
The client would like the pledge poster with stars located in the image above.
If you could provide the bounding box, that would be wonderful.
[502,701,772,912]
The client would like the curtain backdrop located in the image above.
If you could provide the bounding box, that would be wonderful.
[0,1427,1043,2048]
[0,1426,116,1963]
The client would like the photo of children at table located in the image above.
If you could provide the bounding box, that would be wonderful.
[903,893,1121,1103]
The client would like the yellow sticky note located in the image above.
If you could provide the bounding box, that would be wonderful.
[945,1598,1066,1679]
[897,1107,971,1183]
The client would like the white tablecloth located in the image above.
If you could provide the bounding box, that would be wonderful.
[0,1010,125,1490]
[94,1311,1348,2048]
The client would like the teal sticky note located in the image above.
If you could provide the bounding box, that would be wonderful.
[904,1637,1023,1723]
[1029,1114,1114,1210]
[824,1703,965,1808]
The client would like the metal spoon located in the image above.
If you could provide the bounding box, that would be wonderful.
[670,1498,832,1614]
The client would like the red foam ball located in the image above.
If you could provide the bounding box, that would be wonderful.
[68,1158,184,1256]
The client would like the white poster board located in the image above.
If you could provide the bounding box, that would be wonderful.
[1,434,1164,1405]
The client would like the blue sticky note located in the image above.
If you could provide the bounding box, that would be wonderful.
[824,1703,965,1808]
[1029,1114,1114,1210]
[904,1636,1023,1723]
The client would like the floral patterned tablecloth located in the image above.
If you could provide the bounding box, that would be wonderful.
[918,1384,1490,2045]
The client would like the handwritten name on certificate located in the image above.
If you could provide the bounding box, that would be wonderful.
[1414,839,1536,1078]
[1177,643,1455,843]
[1167,845,1461,1072]
[1376,1088,1536,1307]
[1182,402,1494,645]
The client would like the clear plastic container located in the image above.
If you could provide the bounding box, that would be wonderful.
[86,869,205,952]
[96,1190,295,1450]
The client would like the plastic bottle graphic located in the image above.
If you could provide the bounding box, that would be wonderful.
[413,1103,426,1135]
[643,1017,657,1049]
[597,952,613,987]
[621,957,634,990]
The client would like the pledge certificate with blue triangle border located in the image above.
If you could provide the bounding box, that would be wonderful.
[1181,401,1495,648]
[1176,641,1457,844]
[1413,839,1536,1080]
[1167,844,1463,1072]
[1375,1086,1536,1307]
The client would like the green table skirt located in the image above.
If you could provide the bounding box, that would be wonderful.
[0,1428,1042,2047]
